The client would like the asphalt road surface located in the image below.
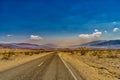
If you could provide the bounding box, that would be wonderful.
[0,53,83,80]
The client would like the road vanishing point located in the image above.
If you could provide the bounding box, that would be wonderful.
[0,53,83,80]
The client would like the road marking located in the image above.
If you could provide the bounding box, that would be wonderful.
[38,62,44,67]
[58,55,78,80]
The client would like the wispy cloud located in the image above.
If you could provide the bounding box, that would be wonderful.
[112,21,118,25]
[104,30,108,33]
[7,34,13,37]
[30,35,43,40]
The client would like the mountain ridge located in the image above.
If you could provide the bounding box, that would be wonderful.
[72,40,120,49]
[0,43,58,49]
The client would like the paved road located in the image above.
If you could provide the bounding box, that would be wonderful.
[0,53,83,80]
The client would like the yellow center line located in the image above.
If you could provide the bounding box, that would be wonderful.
[38,62,44,67]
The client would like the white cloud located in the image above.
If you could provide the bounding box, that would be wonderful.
[113,28,119,32]
[104,30,108,33]
[112,21,117,25]
[94,29,99,32]
[30,35,43,40]
[78,30,102,40]
[79,34,91,39]
[7,34,13,37]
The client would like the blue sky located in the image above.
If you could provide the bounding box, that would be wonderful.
[0,0,120,46]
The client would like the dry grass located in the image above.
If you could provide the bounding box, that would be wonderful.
[60,49,120,80]
[0,48,52,71]
[0,48,51,60]
[1,47,120,80]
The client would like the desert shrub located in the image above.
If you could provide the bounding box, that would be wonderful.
[106,54,118,58]
[24,51,38,56]
[70,51,75,55]
[2,51,15,60]
[97,53,103,58]
[80,50,86,56]
[24,52,30,55]
[92,51,98,56]
[90,50,104,58]
[33,51,40,54]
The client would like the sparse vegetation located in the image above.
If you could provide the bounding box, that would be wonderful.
[2,51,15,60]
[0,48,52,61]
[0,47,120,80]
[0,48,52,71]
[59,48,120,80]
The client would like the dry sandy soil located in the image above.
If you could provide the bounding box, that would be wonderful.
[60,52,120,80]
[0,53,50,72]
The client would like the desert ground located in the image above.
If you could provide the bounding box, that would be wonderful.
[0,48,51,71]
[60,49,120,80]
[0,48,120,80]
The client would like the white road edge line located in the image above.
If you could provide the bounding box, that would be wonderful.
[58,55,78,80]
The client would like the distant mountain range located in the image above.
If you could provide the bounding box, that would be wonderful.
[0,43,58,49]
[1,40,120,49]
[72,40,120,49]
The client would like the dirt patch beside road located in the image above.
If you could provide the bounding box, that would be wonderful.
[60,52,120,80]
[0,53,50,71]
